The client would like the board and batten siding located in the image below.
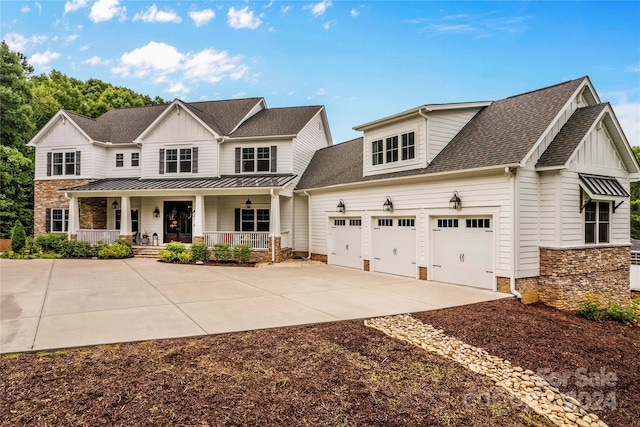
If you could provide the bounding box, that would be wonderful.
[516,166,541,275]
[105,147,141,178]
[306,173,512,275]
[33,117,98,180]
[426,109,480,164]
[538,171,560,247]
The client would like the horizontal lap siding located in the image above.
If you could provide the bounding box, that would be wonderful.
[293,113,331,183]
[106,147,141,178]
[427,110,479,163]
[517,167,540,273]
[364,117,425,176]
[293,195,309,252]
[219,141,292,175]
[539,172,559,247]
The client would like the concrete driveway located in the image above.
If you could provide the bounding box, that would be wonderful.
[1,258,511,353]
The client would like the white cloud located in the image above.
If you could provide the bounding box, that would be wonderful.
[263,1,274,9]
[281,6,291,14]
[80,44,90,51]
[350,8,359,17]
[166,82,190,97]
[232,91,246,98]
[323,20,336,30]
[133,4,182,24]
[306,1,332,17]
[614,102,640,148]
[30,50,61,67]
[82,55,110,66]
[64,34,79,43]
[20,5,31,13]
[64,0,88,15]
[626,65,640,73]
[89,0,126,23]
[307,88,326,99]
[112,41,249,87]
[227,6,262,29]
[189,9,215,27]
[4,33,47,52]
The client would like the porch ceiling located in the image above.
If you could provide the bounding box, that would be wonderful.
[60,175,296,193]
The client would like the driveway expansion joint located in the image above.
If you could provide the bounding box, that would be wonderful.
[365,314,607,427]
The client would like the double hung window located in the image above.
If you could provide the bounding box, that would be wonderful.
[584,201,610,244]
[371,131,415,166]
[240,209,270,231]
[165,148,193,173]
[116,153,124,167]
[372,140,383,165]
[386,136,398,163]
[401,132,415,160]
[51,208,69,232]
[52,152,75,175]
[131,153,139,167]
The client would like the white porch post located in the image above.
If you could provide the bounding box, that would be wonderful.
[120,195,131,240]
[67,194,80,240]
[194,194,205,244]
[270,190,281,262]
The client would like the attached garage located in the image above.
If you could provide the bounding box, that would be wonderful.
[328,218,362,269]
[430,217,494,289]
[372,217,417,277]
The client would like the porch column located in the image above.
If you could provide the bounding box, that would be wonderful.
[193,194,205,244]
[67,194,80,241]
[270,191,281,262]
[119,195,132,241]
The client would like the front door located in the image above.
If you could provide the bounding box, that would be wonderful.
[164,201,192,243]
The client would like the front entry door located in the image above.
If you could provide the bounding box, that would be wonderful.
[164,201,192,243]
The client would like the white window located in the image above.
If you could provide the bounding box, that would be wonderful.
[398,218,415,227]
[179,148,192,173]
[386,136,398,163]
[257,147,270,172]
[115,153,124,167]
[242,148,271,173]
[372,140,383,165]
[349,219,361,226]
[334,219,346,226]
[51,208,69,232]
[131,153,139,167]
[241,208,270,231]
[401,132,415,160]
[52,152,75,176]
[165,148,193,173]
[585,201,610,244]
[466,218,491,228]
[242,148,255,172]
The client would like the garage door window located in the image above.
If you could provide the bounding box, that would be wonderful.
[466,218,490,228]
[378,219,393,226]
[398,218,415,227]
[349,219,361,226]
[437,219,458,228]
[334,219,346,226]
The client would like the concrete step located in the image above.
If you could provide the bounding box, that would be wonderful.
[132,245,164,258]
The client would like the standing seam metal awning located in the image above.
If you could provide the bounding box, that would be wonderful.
[578,173,629,199]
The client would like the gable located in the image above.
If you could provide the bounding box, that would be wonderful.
[32,114,93,148]
[142,104,217,143]
[570,121,626,172]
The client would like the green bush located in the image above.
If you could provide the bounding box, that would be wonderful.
[33,233,67,253]
[577,293,603,322]
[10,220,26,253]
[213,243,231,262]
[98,241,132,259]
[232,244,253,264]
[158,249,174,263]
[190,243,210,263]
[603,301,638,324]
[177,251,192,264]
[57,240,95,258]
[166,242,186,254]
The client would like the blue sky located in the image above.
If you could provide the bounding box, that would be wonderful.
[2,0,639,146]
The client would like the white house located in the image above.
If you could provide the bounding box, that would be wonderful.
[295,76,639,309]
[28,97,332,263]
[29,76,638,308]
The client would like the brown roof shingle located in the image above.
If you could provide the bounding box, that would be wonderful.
[231,106,324,137]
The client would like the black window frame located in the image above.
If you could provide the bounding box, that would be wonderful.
[51,208,69,232]
[131,153,139,167]
[401,132,415,160]
[115,153,124,167]
[372,140,383,166]
[585,201,610,244]
[386,136,398,163]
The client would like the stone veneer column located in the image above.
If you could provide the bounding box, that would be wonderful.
[539,246,630,310]
[419,267,427,280]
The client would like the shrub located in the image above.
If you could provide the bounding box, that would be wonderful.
[213,243,231,262]
[158,249,174,263]
[33,233,67,253]
[190,243,210,263]
[98,241,132,259]
[577,293,603,322]
[166,242,186,254]
[603,301,638,324]
[177,251,192,264]
[10,220,27,253]
[232,244,253,264]
[57,240,95,258]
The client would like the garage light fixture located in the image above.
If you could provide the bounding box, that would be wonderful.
[112,200,119,210]
[153,207,160,218]
[336,199,345,213]
[382,196,393,212]
[245,197,253,209]
[449,191,461,210]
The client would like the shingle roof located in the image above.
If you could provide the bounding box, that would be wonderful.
[184,98,264,135]
[61,175,297,192]
[231,106,323,137]
[298,77,589,190]
[537,104,607,167]
[94,104,167,143]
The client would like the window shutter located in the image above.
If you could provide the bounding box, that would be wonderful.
[234,208,241,231]
[159,149,165,174]
[75,151,81,176]
[47,152,52,176]
[235,147,241,173]
[270,146,277,173]
[192,147,198,173]
[45,208,51,233]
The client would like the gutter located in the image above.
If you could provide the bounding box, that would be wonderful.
[304,190,311,259]
[507,167,523,301]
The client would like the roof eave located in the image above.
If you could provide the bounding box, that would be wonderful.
[27,110,95,147]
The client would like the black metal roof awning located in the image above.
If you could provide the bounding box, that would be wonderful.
[60,174,297,192]
[578,173,629,199]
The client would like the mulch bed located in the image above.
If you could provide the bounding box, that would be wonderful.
[1,299,638,426]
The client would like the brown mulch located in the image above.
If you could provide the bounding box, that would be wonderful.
[1,299,637,427]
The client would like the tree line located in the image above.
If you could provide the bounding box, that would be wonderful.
[0,41,166,238]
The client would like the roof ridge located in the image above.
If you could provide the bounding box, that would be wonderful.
[186,97,263,107]
[505,76,587,100]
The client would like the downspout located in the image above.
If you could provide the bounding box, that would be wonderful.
[507,167,523,301]
[418,107,432,165]
[270,188,275,263]
[304,190,311,259]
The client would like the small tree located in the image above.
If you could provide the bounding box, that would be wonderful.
[10,220,26,252]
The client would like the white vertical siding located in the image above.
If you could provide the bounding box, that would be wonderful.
[539,171,559,247]
[516,167,540,273]
[570,126,626,172]
[427,109,479,163]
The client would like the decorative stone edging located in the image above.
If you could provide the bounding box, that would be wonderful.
[364,314,607,427]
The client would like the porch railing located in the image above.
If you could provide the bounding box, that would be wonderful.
[203,231,269,251]
[76,230,121,246]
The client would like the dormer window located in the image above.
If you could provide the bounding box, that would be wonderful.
[386,136,398,163]
[402,132,415,160]
[372,140,383,165]
[371,131,415,166]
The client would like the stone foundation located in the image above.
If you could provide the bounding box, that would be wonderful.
[291,251,309,259]
[496,277,539,304]
[192,236,204,244]
[34,179,96,236]
[251,250,272,263]
[496,277,511,294]
[363,259,370,271]
[310,253,328,263]
[539,246,630,311]
[419,266,427,281]
[119,234,133,243]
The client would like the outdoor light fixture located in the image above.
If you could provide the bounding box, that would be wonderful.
[336,199,345,213]
[382,196,393,212]
[449,191,462,210]
[112,200,119,210]
[153,207,160,218]
[245,198,252,209]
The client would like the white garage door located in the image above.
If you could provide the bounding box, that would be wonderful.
[431,217,494,289]
[328,218,362,269]
[372,217,416,277]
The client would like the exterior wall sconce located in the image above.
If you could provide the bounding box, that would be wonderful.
[382,196,393,212]
[153,207,160,217]
[336,199,345,213]
[449,191,462,210]
[112,200,119,210]
[245,198,252,209]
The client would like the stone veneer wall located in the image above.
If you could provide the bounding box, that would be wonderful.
[34,179,95,236]
[310,253,328,263]
[363,259,370,271]
[539,246,630,311]
[78,197,107,230]
[419,267,427,281]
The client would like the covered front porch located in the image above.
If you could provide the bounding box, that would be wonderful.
[61,176,297,262]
